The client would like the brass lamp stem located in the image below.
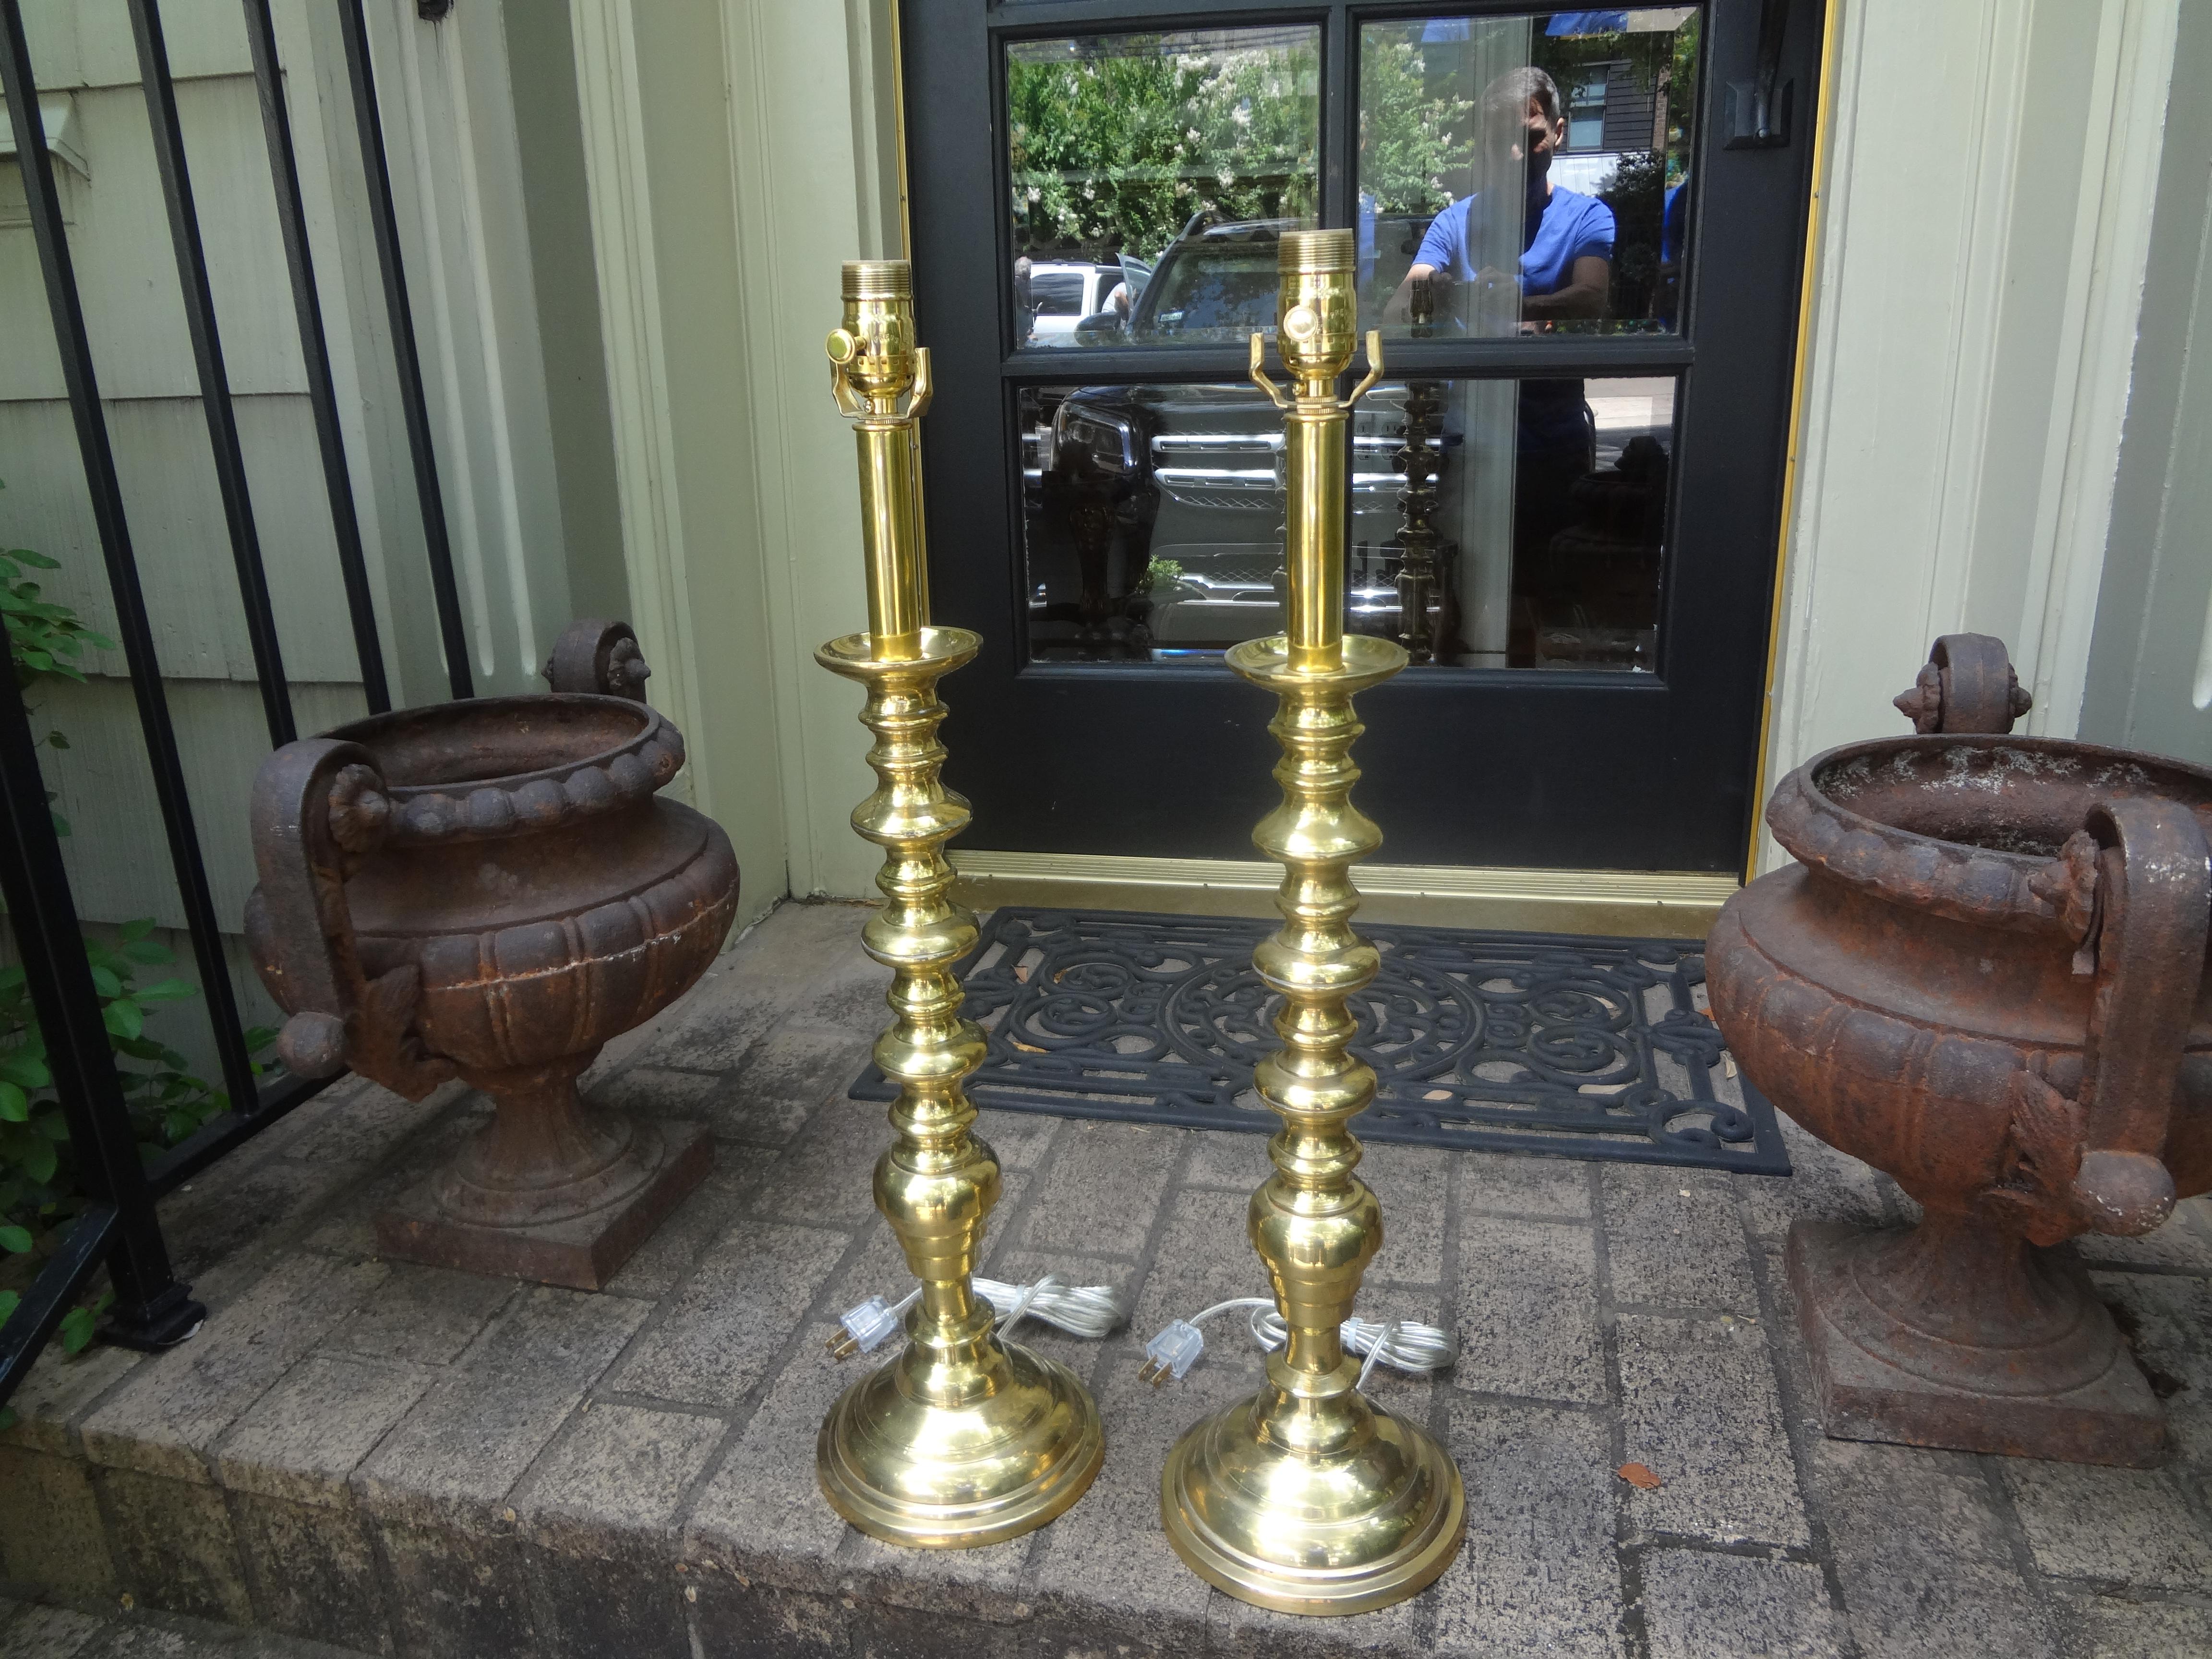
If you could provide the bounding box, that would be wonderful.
[1163,229,1466,1616]
[814,260,1102,1549]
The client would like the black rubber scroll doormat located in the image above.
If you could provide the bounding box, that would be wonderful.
[849,907,1790,1175]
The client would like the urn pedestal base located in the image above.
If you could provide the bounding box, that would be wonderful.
[1788,1219,2167,1468]
[376,1090,713,1292]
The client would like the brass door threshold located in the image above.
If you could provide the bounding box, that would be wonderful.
[949,852,1734,939]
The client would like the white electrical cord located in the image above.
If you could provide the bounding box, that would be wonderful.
[976,1275,1127,1341]
[1137,1296,1458,1386]
[827,1273,1128,1359]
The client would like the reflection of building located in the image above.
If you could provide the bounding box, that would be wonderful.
[1560,59,1660,153]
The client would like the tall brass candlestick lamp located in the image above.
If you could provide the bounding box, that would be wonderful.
[815,260,1104,1547]
[1160,230,1467,1614]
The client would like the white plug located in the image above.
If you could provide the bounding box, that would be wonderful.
[1138,1319,1205,1386]
[826,1295,905,1361]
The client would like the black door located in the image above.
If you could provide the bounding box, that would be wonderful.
[903,0,1820,870]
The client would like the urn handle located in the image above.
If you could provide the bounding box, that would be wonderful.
[542,618,650,702]
[1893,634,2032,734]
[2053,798,2211,1235]
[249,739,456,1101]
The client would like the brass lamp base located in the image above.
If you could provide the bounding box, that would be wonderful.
[1161,1366,1464,1614]
[1156,228,1465,1618]
[818,1333,1105,1550]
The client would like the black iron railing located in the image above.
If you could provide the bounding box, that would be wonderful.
[0,0,471,1401]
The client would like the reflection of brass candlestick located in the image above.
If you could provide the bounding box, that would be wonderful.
[1393,378,1447,663]
[816,261,1103,1547]
[1160,231,1465,1614]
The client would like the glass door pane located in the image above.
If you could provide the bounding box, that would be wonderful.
[1358,10,1701,338]
[1017,374,1678,670]
[1007,27,1322,349]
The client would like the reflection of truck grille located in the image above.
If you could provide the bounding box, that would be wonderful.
[1166,489,1271,513]
[1187,555,1281,586]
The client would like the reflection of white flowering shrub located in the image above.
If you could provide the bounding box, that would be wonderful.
[1007,38,1321,259]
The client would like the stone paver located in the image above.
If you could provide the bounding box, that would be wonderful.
[1603,1165,1760,1314]
[1454,1214,1606,1404]
[1616,1313,1808,1548]
[81,1255,390,1484]
[1012,1118,1184,1258]
[318,1262,515,1369]
[1639,1551,1843,1659]
[6,897,2212,1659]
[0,1595,371,1655]
[607,1218,850,1409]
[1811,1439,2063,1659]
[215,1354,435,1507]
[2003,1457,2212,1589]
[1433,1396,1623,1657]
[356,1286,648,1524]
[522,1400,727,1551]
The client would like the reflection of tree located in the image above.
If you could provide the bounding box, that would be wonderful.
[1008,41,1319,261]
[1600,151,1665,321]
[1358,39,1475,218]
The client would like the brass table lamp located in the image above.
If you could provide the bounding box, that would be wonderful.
[1159,229,1467,1613]
[813,260,1104,1547]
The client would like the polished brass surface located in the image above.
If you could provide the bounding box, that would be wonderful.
[831,259,932,660]
[947,850,1734,937]
[816,259,1104,1549]
[1162,228,1467,1614]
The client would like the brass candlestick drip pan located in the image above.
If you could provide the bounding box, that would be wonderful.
[1159,229,1466,1614]
[813,260,1103,1548]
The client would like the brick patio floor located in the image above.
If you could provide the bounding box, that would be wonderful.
[3,898,2210,1658]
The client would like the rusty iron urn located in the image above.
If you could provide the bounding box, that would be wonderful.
[245,619,738,1289]
[1707,633,2212,1466]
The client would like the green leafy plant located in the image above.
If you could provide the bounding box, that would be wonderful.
[0,483,264,1376]
[1358,36,1478,220]
[1135,555,1186,596]
[5,495,116,840]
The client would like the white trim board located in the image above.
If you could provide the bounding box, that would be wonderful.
[1759,0,2183,872]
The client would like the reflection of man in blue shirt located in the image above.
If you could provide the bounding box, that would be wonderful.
[1383,67,1614,328]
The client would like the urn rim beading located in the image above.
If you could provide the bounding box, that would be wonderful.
[325,692,685,844]
[1769,733,2212,934]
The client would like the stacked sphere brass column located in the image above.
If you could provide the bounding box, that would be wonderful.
[813,261,1104,1548]
[1160,230,1467,1614]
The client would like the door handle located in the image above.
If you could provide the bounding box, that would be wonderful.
[1725,0,1794,150]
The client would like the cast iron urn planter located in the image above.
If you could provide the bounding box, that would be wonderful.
[1707,635,2212,1466]
[246,620,737,1289]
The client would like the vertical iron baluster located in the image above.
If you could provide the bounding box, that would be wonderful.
[128,0,296,749]
[0,0,261,1126]
[337,0,474,700]
[241,0,391,714]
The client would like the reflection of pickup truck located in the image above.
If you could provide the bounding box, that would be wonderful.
[1071,217,1283,346]
[1024,262,1120,343]
[1048,382,1445,649]
[1044,219,1450,652]
[1070,212,1428,346]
